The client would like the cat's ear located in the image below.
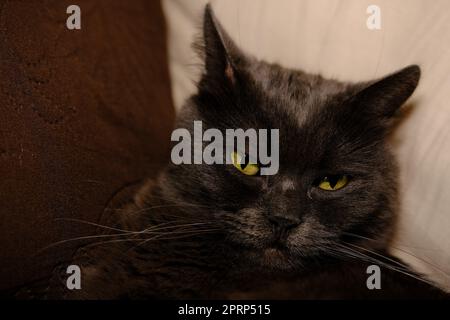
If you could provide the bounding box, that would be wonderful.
[201,4,243,85]
[353,65,421,120]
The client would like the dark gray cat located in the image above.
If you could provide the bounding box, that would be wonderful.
[22,5,448,299]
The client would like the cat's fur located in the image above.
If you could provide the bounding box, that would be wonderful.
[20,5,448,299]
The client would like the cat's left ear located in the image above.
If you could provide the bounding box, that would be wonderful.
[352,65,421,120]
[202,4,243,85]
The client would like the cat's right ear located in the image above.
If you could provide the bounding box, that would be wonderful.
[201,4,242,85]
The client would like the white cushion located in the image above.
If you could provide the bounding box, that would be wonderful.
[162,0,450,290]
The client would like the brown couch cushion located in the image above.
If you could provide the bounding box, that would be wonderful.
[0,0,174,291]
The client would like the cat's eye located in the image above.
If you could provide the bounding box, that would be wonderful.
[230,151,259,176]
[317,175,349,191]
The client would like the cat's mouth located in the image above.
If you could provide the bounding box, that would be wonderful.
[267,238,288,251]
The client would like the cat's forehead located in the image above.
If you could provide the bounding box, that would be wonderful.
[248,60,349,98]
[246,60,352,127]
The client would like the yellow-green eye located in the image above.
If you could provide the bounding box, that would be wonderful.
[317,175,349,191]
[231,151,259,176]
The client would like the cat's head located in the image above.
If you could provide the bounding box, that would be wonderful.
[161,5,420,270]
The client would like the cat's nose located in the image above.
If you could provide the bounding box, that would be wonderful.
[267,215,300,231]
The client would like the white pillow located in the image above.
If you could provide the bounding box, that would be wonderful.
[162,0,450,290]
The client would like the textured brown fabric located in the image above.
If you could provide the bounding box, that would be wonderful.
[0,0,175,291]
